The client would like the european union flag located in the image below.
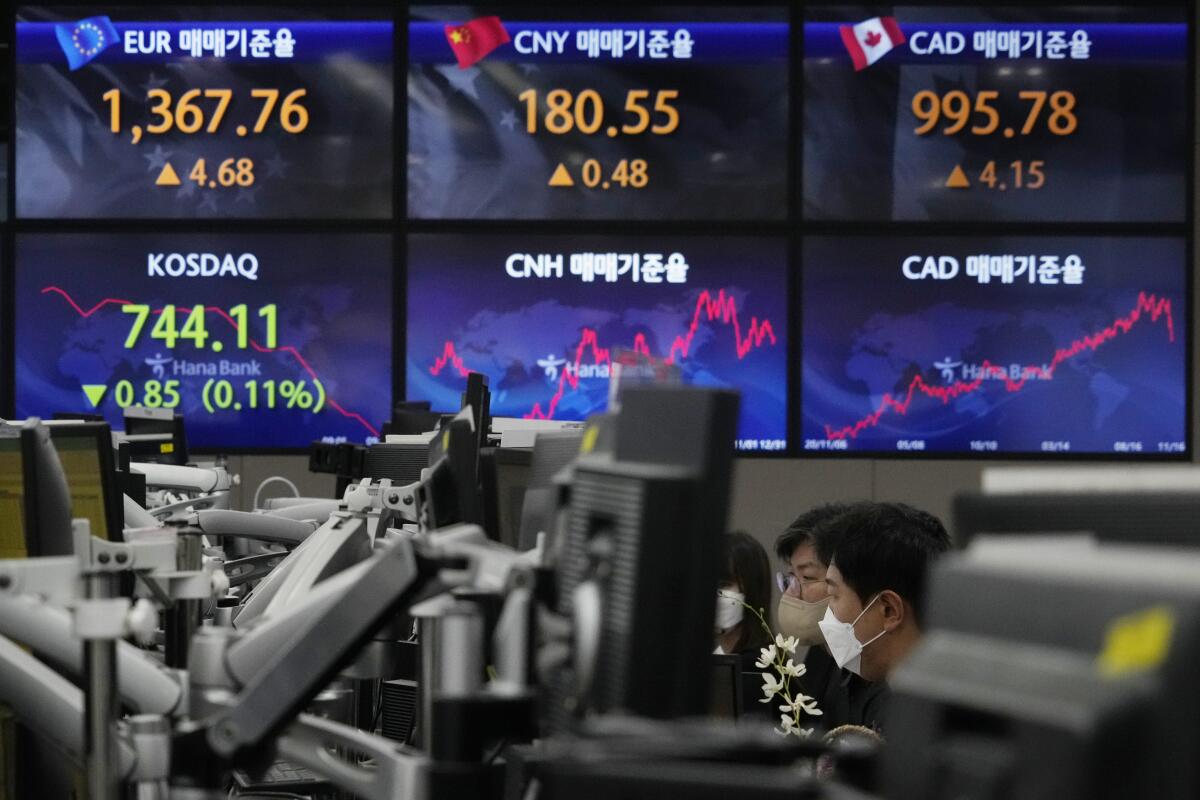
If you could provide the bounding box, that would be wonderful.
[55,16,120,71]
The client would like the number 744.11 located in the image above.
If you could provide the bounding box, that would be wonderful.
[121,304,278,350]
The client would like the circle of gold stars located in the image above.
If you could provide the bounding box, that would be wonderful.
[71,21,105,56]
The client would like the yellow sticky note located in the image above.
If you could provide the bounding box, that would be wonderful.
[581,426,599,454]
[1097,605,1175,678]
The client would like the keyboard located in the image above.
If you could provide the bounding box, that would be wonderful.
[233,759,331,793]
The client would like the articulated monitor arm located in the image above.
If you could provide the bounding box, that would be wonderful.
[0,594,182,715]
[0,633,137,777]
[223,552,288,588]
[173,532,435,782]
[170,523,546,795]
[275,713,428,800]
[130,463,232,494]
[188,509,320,546]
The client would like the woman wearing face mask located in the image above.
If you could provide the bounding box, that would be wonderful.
[714,531,773,667]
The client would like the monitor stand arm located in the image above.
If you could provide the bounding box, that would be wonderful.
[172,524,543,797]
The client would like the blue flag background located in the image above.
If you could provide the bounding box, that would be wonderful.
[54,16,119,70]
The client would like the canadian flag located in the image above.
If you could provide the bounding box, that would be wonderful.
[839,17,906,71]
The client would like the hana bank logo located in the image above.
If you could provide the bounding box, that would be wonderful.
[56,16,120,71]
[535,354,610,384]
[933,357,963,384]
[145,353,173,380]
[840,16,906,71]
[934,356,1053,384]
[537,354,567,382]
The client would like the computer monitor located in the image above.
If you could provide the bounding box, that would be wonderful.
[460,373,491,455]
[423,408,483,530]
[0,435,27,560]
[553,387,740,723]
[517,431,585,552]
[51,412,104,423]
[479,447,533,548]
[0,421,74,558]
[954,491,1200,548]
[363,442,428,485]
[381,402,443,438]
[953,467,1200,548]
[885,538,1200,799]
[709,654,743,720]
[123,408,188,466]
[46,422,121,543]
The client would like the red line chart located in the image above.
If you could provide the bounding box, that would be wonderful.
[824,292,1176,441]
[428,289,778,420]
[41,286,381,438]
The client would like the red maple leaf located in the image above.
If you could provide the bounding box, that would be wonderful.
[863,30,882,47]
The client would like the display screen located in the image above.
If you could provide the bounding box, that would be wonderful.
[801,236,1187,456]
[408,6,787,220]
[0,439,27,559]
[15,234,392,449]
[407,234,788,452]
[54,434,110,540]
[803,7,1188,222]
[16,7,393,219]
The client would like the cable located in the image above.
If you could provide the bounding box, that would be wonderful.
[253,475,301,510]
[370,688,385,734]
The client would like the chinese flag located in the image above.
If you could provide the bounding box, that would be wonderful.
[444,16,511,69]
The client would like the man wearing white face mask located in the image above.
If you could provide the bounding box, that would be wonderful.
[774,502,883,733]
[818,503,951,735]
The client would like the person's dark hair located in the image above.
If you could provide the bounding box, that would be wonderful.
[810,501,875,567]
[720,531,773,654]
[826,503,952,627]
[774,502,855,564]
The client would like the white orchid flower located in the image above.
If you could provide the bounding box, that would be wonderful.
[790,693,823,716]
[777,714,802,737]
[780,658,805,678]
[774,633,800,655]
[759,672,786,702]
[755,644,777,670]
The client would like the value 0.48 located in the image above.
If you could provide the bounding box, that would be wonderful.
[123,303,277,350]
[580,158,649,189]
